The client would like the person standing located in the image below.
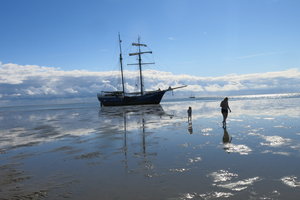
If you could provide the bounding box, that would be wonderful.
[220,97,231,127]
[187,107,192,122]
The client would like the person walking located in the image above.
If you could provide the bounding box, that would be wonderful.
[220,97,231,127]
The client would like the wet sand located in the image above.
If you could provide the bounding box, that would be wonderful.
[1,96,300,199]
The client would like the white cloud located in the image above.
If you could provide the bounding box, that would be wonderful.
[236,52,283,60]
[167,36,175,40]
[1,62,300,100]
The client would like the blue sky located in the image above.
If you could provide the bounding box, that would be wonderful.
[1,0,300,77]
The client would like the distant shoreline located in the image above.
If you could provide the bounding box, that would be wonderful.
[1,92,300,108]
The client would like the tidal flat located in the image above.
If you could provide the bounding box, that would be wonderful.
[1,95,300,199]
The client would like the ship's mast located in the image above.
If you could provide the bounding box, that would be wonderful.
[128,37,154,95]
[137,37,144,95]
[118,33,125,94]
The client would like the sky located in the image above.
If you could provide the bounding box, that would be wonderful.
[1,0,300,75]
[1,0,300,101]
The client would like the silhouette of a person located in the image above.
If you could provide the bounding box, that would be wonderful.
[220,97,231,127]
[187,107,192,122]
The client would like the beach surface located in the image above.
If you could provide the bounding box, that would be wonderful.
[1,94,300,199]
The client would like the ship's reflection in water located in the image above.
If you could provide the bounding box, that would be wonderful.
[99,104,173,173]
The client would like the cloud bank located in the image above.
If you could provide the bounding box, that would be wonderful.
[1,62,300,100]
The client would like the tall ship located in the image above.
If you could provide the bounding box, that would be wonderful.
[97,34,186,106]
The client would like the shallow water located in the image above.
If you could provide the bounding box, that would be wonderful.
[1,96,300,199]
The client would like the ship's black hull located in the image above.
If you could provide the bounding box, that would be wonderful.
[97,90,167,106]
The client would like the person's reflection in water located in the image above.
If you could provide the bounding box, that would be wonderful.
[188,121,193,134]
[222,127,232,153]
